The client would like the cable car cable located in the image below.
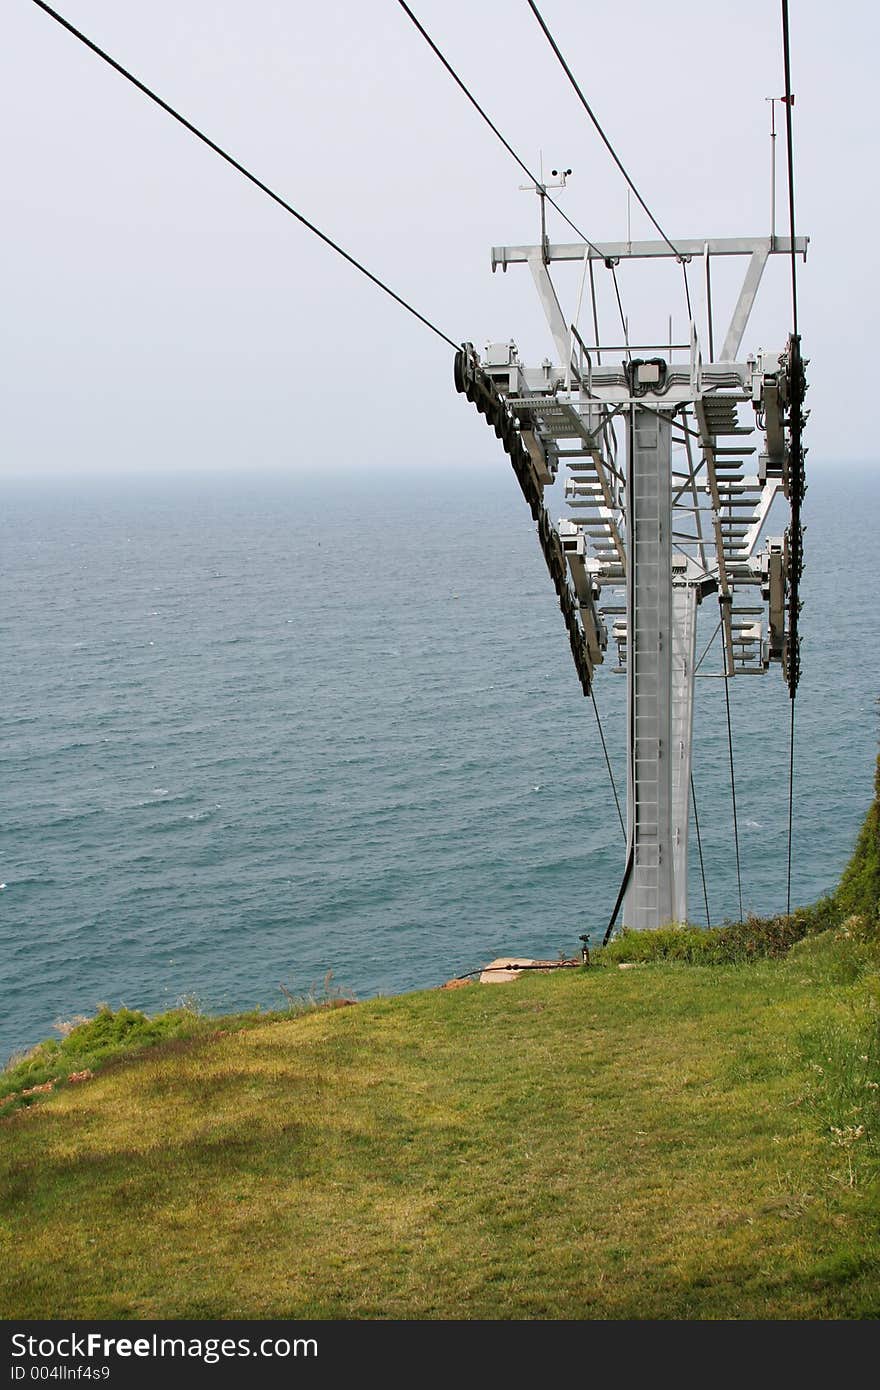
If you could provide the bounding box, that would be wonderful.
[29,0,459,352]
[722,660,745,922]
[394,0,630,346]
[526,0,682,261]
[691,772,711,927]
[781,0,799,338]
[781,0,803,916]
[526,1,694,337]
[591,689,624,839]
[395,0,605,260]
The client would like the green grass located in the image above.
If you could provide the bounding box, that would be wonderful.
[1,1006,207,1103]
[1,975,354,1111]
[1,755,877,1320]
[1,935,878,1320]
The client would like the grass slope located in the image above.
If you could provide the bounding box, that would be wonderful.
[1,759,878,1321]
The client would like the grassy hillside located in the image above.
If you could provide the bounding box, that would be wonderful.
[1,763,878,1320]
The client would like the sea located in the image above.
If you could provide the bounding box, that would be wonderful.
[2,461,878,1062]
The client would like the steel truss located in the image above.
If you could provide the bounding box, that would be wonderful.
[454,232,808,929]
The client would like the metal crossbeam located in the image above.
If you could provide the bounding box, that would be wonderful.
[492,235,809,269]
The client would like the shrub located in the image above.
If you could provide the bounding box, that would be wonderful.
[836,755,880,924]
[0,1004,204,1104]
[600,902,839,967]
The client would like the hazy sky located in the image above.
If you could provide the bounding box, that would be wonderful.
[4,0,878,475]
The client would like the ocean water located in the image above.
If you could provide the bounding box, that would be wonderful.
[2,462,878,1061]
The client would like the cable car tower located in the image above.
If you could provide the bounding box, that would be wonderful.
[455,211,808,931]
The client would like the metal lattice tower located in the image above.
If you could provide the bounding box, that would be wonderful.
[455,229,808,930]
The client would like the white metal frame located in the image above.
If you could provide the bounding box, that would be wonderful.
[478,230,807,928]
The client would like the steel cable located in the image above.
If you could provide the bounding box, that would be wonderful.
[30,0,460,351]
[395,0,605,258]
[591,689,624,838]
[781,0,802,915]
[394,0,630,346]
[526,0,683,260]
[722,664,745,922]
[691,772,711,927]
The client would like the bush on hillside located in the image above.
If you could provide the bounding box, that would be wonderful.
[836,755,880,924]
[1,1004,204,1101]
[600,906,834,966]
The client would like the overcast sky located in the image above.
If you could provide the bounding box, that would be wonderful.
[3,0,878,476]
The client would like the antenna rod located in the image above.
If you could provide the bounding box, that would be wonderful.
[766,97,778,243]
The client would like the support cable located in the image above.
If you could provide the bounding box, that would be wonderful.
[694,619,722,674]
[785,569,798,915]
[588,258,602,365]
[681,260,694,325]
[394,1,630,348]
[525,0,684,262]
[525,1,692,340]
[591,689,624,839]
[690,772,711,927]
[30,0,459,351]
[722,665,745,922]
[395,1,606,261]
[602,845,634,948]
[786,699,795,916]
[611,271,631,362]
[781,0,799,338]
[781,0,802,916]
